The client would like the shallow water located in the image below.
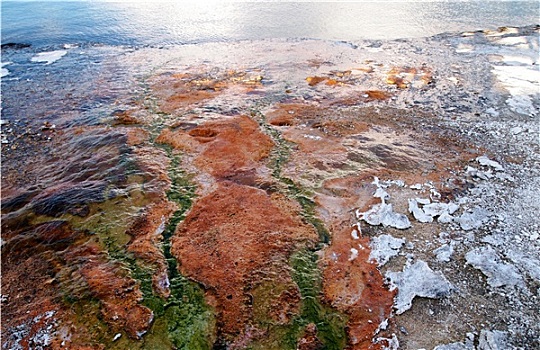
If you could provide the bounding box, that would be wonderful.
[2,1,538,47]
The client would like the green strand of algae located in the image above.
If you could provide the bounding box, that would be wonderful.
[141,148,216,350]
[139,73,219,348]
[247,109,348,349]
[99,144,214,350]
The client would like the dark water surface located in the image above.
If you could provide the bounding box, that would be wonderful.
[2,1,539,47]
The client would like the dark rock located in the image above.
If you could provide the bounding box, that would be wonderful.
[1,43,31,50]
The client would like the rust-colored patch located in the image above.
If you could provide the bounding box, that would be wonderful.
[155,128,200,152]
[325,78,340,86]
[268,114,295,127]
[306,76,328,86]
[158,115,274,179]
[311,175,396,349]
[331,70,352,78]
[321,226,395,349]
[171,181,318,338]
[163,90,215,112]
[267,103,369,137]
[328,90,393,107]
[111,110,139,126]
[0,219,152,347]
[63,242,154,339]
[363,90,393,101]
[125,127,150,146]
[386,66,433,89]
[266,103,323,125]
[306,71,354,87]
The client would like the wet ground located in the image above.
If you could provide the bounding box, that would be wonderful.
[1,25,539,349]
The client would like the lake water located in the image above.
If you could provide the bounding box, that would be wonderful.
[2,1,539,47]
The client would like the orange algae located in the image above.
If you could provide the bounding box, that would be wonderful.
[306,76,328,86]
[158,115,274,179]
[386,66,433,88]
[171,182,318,338]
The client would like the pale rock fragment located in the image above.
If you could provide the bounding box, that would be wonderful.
[506,249,540,282]
[465,246,525,289]
[375,333,399,350]
[456,43,474,53]
[509,126,523,135]
[415,197,430,205]
[466,165,492,180]
[507,95,536,116]
[476,156,504,172]
[434,243,454,262]
[407,200,459,224]
[357,203,411,229]
[0,62,10,78]
[351,227,360,240]
[438,231,450,242]
[369,234,405,266]
[374,187,390,201]
[494,172,515,182]
[495,36,527,46]
[438,212,454,224]
[375,318,389,334]
[491,65,539,115]
[30,50,68,65]
[303,134,322,140]
[455,207,489,231]
[382,179,405,188]
[430,188,441,199]
[386,260,453,314]
[466,165,479,177]
[349,248,359,261]
[408,198,433,223]
[486,107,500,117]
[478,330,508,350]
[434,340,474,350]
[423,202,459,217]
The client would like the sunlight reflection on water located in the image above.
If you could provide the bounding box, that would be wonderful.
[2,1,538,47]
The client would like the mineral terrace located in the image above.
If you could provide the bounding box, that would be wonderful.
[1,25,539,349]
